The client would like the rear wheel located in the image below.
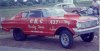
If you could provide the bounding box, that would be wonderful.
[13,29,27,41]
[59,30,73,49]
[37,35,45,37]
[80,33,94,42]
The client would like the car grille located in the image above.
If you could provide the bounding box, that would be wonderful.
[80,20,97,28]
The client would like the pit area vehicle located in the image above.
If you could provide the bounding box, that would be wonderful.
[54,3,84,14]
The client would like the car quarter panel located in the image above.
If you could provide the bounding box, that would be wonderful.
[46,17,77,35]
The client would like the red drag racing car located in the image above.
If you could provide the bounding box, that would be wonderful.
[1,8,99,48]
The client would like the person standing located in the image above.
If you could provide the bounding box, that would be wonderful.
[92,0,100,17]
[87,6,94,16]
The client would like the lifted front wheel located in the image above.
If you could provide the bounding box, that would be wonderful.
[59,30,73,49]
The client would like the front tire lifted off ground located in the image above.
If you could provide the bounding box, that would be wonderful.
[59,30,73,49]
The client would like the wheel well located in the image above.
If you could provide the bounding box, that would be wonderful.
[12,28,22,32]
[55,27,73,35]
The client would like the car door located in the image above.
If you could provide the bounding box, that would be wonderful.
[28,10,49,35]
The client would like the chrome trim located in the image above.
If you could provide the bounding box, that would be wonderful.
[77,20,98,29]
[73,26,100,35]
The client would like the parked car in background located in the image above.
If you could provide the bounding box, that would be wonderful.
[1,8,99,49]
[54,3,85,15]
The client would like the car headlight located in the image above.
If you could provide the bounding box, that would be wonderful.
[77,20,98,29]
[77,22,86,29]
[76,22,82,28]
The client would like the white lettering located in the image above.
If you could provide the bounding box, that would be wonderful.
[64,20,70,25]
[40,19,43,24]
[50,20,59,24]
[30,19,43,24]
[38,25,44,29]
[34,19,38,24]
[50,26,56,31]
[28,25,37,30]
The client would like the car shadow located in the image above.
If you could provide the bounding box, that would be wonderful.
[0,34,99,51]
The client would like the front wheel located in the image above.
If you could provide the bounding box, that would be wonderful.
[80,33,94,42]
[59,30,73,49]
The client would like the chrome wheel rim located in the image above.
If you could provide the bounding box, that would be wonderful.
[61,33,69,46]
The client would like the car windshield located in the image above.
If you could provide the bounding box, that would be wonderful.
[29,10,43,18]
[45,8,67,17]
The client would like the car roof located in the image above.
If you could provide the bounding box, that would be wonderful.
[55,3,74,5]
[30,8,64,11]
[22,8,49,12]
[22,8,66,14]
[30,8,49,11]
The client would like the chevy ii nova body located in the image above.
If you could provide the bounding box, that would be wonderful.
[1,8,99,48]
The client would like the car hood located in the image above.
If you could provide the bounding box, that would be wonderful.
[66,16,98,22]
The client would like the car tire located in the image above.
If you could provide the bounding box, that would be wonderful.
[80,33,94,42]
[37,35,45,37]
[59,30,73,49]
[13,29,26,41]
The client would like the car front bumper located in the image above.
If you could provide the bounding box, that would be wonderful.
[73,26,100,35]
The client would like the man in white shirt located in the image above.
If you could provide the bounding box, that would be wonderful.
[87,6,94,16]
[92,0,100,16]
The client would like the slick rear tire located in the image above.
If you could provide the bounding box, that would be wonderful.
[80,33,94,42]
[37,35,45,38]
[59,30,73,49]
[13,29,26,41]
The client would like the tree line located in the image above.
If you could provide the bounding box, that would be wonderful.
[0,0,44,7]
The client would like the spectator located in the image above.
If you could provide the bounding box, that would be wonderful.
[87,6,94,16]
[92,0,100,17]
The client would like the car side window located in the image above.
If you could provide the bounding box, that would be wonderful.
[22,12,29,18]
[42,9,49,17]
[29,10,43,18]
